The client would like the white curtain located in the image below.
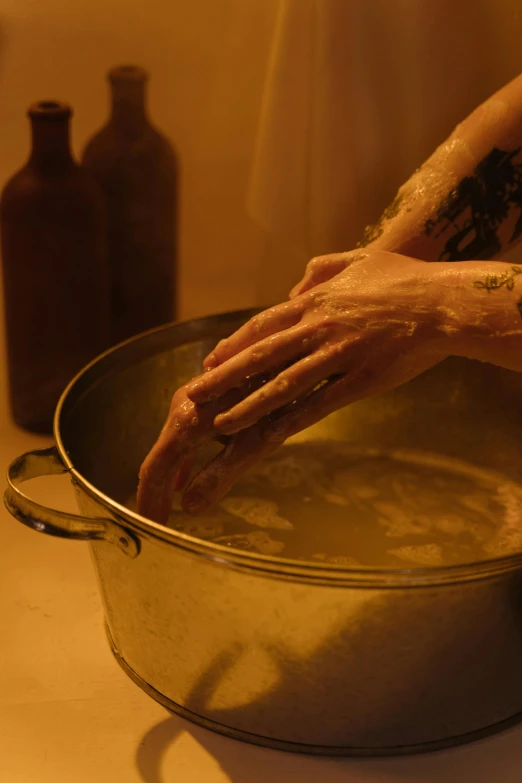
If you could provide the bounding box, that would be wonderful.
[247,0,522,302]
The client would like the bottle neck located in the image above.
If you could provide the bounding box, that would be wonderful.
[108,68,150,137]
[28,102,74,174]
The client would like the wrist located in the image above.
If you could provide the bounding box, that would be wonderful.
[430,261,522,358]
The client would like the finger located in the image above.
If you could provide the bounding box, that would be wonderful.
[262,374,355,443]
[137,387,198,522]
[180,345,423,515]
[213,346,351,434]
[181,369,363,516]
[187,323,318,404]
[173,455,194,492]
[263,354,414,445]
[202,299,307,369]
[289,253,364,299]
[262,336,441,444]
[181,427,280,514]
[289,260,347,299]
[137,438,187,524]
[137,388,244,523]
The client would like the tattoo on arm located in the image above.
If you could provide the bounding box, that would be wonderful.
[357,147,522,261]
[425,148,522,261]
[472,266,522,292]
[356,193,405,248]
[472,265,522,319]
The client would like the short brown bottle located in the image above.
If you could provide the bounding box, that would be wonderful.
[0,101,109,434]
[82,66,178,345]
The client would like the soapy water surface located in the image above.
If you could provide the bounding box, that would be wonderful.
[127,442,522,567]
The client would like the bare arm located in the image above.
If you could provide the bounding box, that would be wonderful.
[439,260,522,371]
[138,252,522,519]
[175,256,522,516]
[138,73,522,522]
[291,72,522,297]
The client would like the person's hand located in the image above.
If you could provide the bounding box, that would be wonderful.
[138,250,458,520]
[189,250,453,431]
[137,378,270,524]
[288,250,365,298]
[137,386,229,524]
[289,245,429,300]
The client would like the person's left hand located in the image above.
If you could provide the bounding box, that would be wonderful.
[288,249,364,299]
[138,250,457,520]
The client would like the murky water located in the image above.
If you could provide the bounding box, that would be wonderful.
[127,442,522,567]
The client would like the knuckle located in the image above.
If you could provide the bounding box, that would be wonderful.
[312,316,337,336]
[250,314,264,333]
[256,386,270,402]
[307,290,322,306]
[250,347,266,363]
[326,342,347,362]
[310,324,328,341]
[324,313,344,330]
[274,375,291,394]
[299,330,314,348]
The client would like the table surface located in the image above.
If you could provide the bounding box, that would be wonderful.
[2,418,522,783]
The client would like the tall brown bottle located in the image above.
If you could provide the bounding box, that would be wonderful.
[82,66,178,345]
[0,101,110,434]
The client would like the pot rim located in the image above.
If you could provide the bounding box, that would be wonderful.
[54,310,522,587]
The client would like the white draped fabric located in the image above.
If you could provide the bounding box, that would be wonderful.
[244,0,522,301]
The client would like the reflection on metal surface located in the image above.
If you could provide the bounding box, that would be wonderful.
[5,310,522,753]
[107,625,522,758]
[5,447,139,558]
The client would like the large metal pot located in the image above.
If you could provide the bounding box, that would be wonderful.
[5,310,522,757]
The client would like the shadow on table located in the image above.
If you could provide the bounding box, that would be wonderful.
[135,712,522,783]
[136,716,182,783]
[134,584,522,783]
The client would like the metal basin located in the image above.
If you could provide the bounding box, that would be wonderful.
[5,309,522,756]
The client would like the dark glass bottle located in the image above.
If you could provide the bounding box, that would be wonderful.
[0,101,110,434]
[82,66,178,345]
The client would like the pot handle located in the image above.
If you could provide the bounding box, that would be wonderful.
[4,446,140,558]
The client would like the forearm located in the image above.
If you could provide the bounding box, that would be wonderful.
[436,260,522,371]
[360,73,522,264]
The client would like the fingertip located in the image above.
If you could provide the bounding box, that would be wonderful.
[185,382,208,404]
[137,492,169,525]
[203,353,219,370]
[214,413,242,436]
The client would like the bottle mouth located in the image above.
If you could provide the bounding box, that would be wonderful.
[108,65,149,83]
[28,101,72,120]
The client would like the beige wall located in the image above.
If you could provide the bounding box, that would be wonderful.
[0,0,293,422]
[0,0,284,315]
[2,0,522,425]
